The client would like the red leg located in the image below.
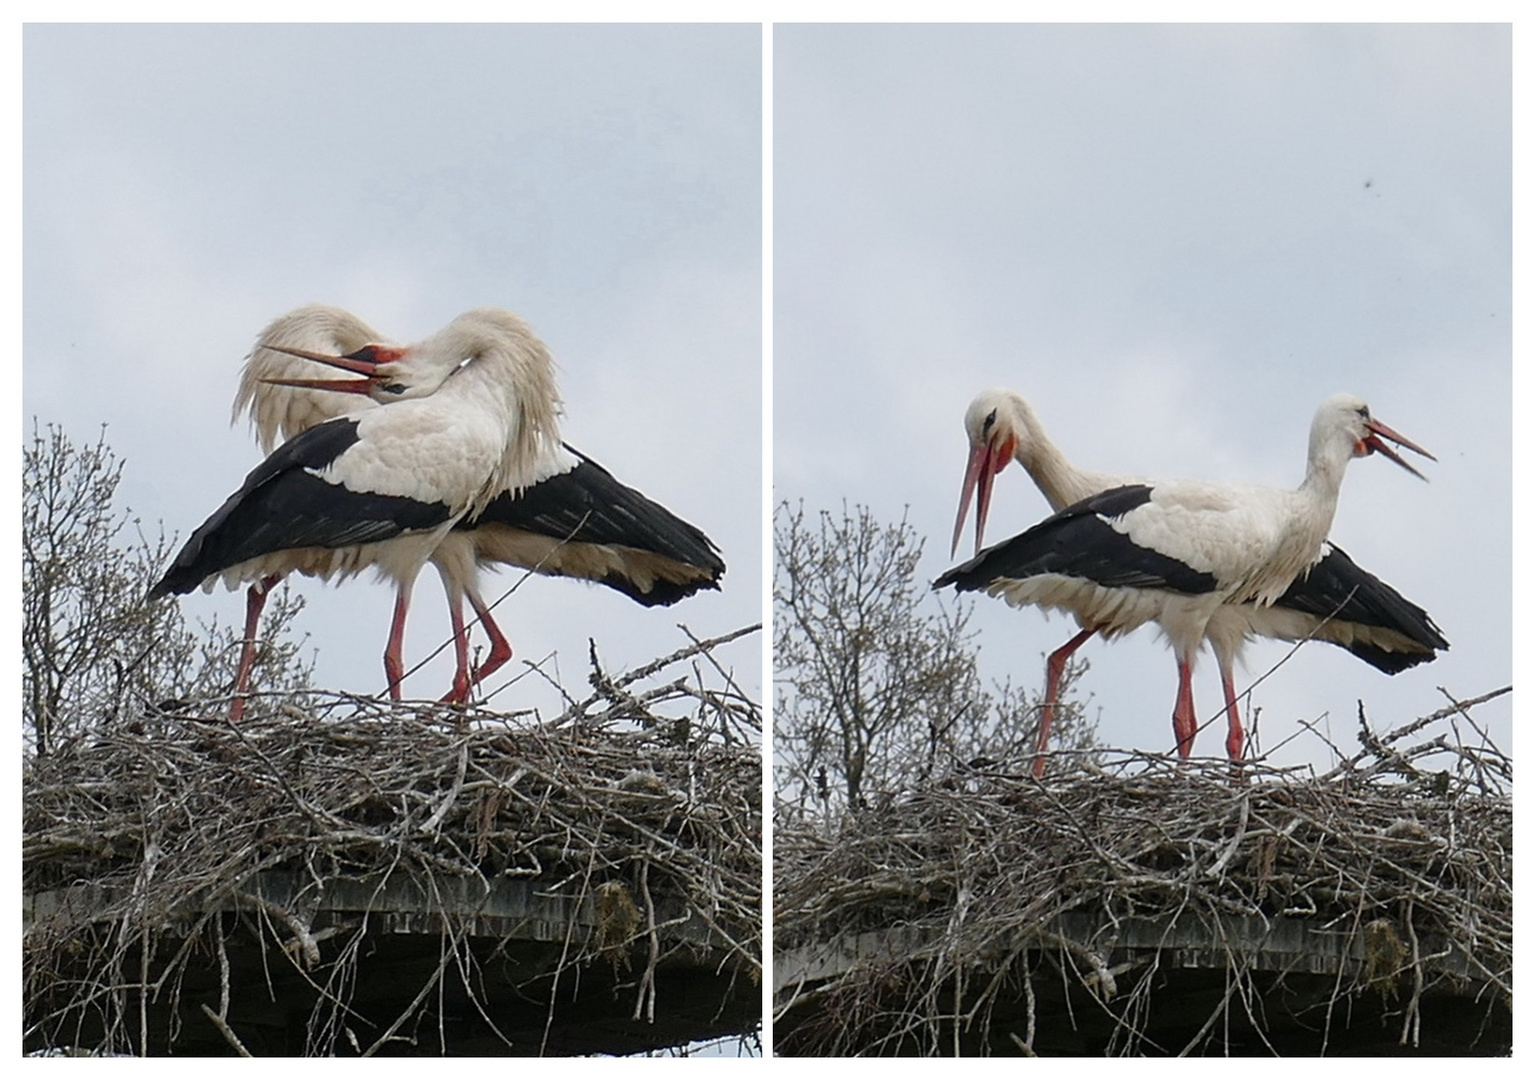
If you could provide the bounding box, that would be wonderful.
[1172,659,1197,758]
[383,587,411,702]
[1219,664,1246,764]
[466,590,513,684]
[231,574,281,723]
[439,591,474,705]
[1033,626,1097,778]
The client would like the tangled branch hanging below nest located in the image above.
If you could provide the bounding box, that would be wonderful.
[24,626,762,1058]
[774,687,1511,1057]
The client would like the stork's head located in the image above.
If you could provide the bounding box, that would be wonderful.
[261,308,557,406]
[257,312,510,404]
[234,305,389,451]
[1312,393,1435,481]
[255,340,427,401]
[951,389,1034,556]
[262,308,564,502]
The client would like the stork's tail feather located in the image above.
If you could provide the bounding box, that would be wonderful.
[1279,543,1448,671]
[467,445,723,605]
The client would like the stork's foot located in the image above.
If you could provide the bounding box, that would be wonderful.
[470,642,513,687]
[1225,711,1249,784]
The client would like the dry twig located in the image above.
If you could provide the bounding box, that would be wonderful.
[774,688,1510,1056]
[24,628,762,1057]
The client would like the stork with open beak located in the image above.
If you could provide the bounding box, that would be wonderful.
[180,306,724,719]
[936,392,1440,775]
[155,309,563,713]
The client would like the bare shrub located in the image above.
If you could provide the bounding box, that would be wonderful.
[22,421,313,756]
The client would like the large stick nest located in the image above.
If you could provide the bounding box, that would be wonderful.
[24,627,762,1057]
[774,689,1511,1056]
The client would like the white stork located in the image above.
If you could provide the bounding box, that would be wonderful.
[949,390,1448,769]
[153,308,560,714]
[172,305,724,718]
[212,305,394,719]
[935,392,1438,774]
[247,307,725,699]
[225,304,523,712]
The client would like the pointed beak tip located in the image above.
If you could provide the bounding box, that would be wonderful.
[1365,435,1431,481]
[262,345,382,377]
[260,375,379,395]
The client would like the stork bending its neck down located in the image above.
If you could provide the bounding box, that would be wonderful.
[157,305,725,721]
[153,308,561,714]
[937,391,1440,776]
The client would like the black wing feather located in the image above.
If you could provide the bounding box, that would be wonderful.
[1276,542,1448,671]
[464,444,724,606]
[934,484,1220,596]
[150,418,452,598]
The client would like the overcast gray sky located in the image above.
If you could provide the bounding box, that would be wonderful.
[775,23,1511,771]
[23,24,762,719]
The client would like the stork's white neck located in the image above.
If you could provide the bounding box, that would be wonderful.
[1242,401,1364,605]
[423,311,565,503]
[236,304,387,453]
[1296,403,1364,519]
[997,392,1125,511]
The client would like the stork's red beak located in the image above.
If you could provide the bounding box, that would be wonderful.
[951,434,1015,556]
[258,344,389,395]
[1360,416,1436,481]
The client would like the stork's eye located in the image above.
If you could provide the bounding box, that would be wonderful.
[984,409,997,430]
[347,345,381,363]
[381,383,406,396]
